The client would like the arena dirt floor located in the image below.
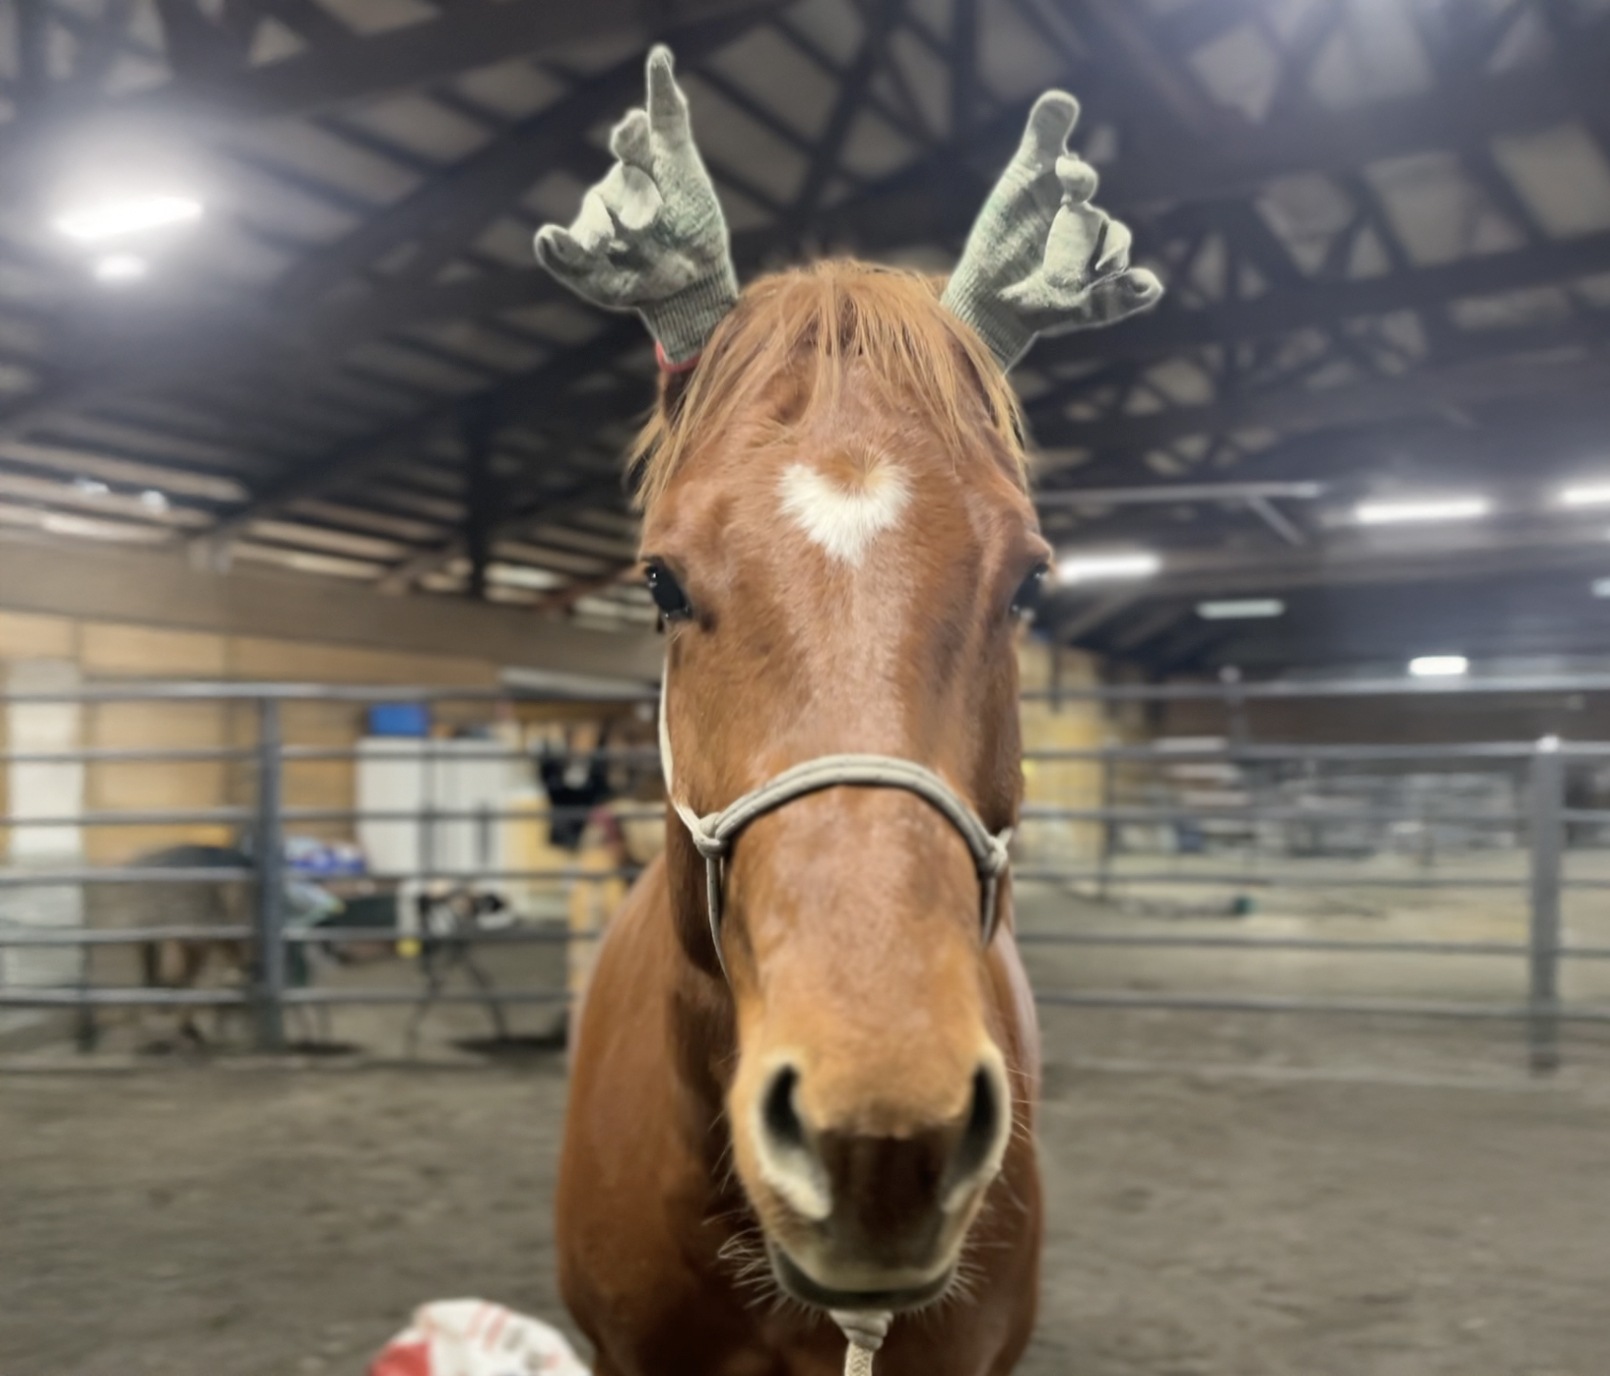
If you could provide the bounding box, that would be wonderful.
[4,1011,1610,1376]
[6,866,1610,1376]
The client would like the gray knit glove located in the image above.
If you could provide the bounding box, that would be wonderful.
[942,91,1163,371]
[534,46,739,367]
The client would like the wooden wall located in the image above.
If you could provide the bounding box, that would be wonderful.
[5,612,1143,873]
[1017,640,1121,866]
[1,610,504,864]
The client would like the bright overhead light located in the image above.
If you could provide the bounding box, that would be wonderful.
[40,512,156,543]
[1409,655,1470,679]
[55,193,202,243]
[138,488,169,512]
[1356,496,1491,526]
[488,562,563,591]
[1594,578,1610,599]
[93,253,148,283]
[1057,551,1162,584]
[73,476,110,496]
[1197,598,1285,621]
[1559,482,1610,509]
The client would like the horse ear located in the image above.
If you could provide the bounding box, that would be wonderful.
[534,46,739,369]
[941,92,1163,371]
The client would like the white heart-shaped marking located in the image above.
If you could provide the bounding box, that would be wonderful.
[779,462,911,566]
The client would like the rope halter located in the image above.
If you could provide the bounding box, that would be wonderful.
[658,681,1014,982]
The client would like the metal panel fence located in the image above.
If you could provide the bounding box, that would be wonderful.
[1,677,1607,1070]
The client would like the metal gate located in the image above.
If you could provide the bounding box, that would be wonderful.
[2,675,1607,1070]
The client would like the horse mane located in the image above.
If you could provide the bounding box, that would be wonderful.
[630,260,1028,510]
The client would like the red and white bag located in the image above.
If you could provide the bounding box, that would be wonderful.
[369,1300,590,1376]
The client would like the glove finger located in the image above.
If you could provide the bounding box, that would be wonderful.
[1081,268,1164,325]
[1016,90,1080,171]
[998,274,1055,315]
[610,108,655,172]
[645,44,692,146]
[1044,201,1109,283]
[615,165,663,232]
[1055,154,1099,205]
[595,163,630,211]
[535,226,603,281]
[533,224,577,269]
[1093,215,1134,276]
[572,187,618,252]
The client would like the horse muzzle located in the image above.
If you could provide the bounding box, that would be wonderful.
[741,1053,1010,1310]
[766,1242,956,1313]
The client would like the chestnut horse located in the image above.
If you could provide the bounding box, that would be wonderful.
[556,263,1051,1375]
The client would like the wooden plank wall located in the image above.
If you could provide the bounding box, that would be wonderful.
[4,613,1132,872]
[1017,641,1119,867]
[1,612,505,864]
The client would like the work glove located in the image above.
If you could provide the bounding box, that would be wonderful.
[942,91,1163,370]
[535,46,739,367]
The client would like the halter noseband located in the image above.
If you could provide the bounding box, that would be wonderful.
[658,681,1014,981]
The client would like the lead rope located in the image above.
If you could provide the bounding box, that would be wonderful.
[834,1312,891,1375]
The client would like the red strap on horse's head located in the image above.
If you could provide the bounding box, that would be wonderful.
[655,341,701,376]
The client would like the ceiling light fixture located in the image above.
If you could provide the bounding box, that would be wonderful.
[41,512,152,543]
[1356,496,1491,526]
[1197,598,1286,620]
[1409,655,1470,678]
[93,253,148,283]
[1594,578,1610,599]
[55,194,202,243]
[1057,551,1162,584]
[1559,482,1610,509]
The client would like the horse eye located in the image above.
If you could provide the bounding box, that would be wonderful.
[1010,565,1048,618]
[644,560,693,621]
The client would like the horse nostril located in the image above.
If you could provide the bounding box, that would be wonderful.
[945,1064,1007,1205]
[761,1064,807,1152]
[755,1064,832,1222]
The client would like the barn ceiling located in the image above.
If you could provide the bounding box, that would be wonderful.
[2,0,1609,672]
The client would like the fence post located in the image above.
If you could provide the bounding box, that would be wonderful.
[1096,757,1115,903]
[254,697,287,1053]
[1527,737,1565,1074]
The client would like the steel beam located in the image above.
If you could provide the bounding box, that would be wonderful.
[3,0,784,139]
[1032,350,1610,454]
[1035,229,1610,367]
[1037,481,1326,507]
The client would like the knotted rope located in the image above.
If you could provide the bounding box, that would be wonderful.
[834,1312,891,1375]
[845,1342,876,1376]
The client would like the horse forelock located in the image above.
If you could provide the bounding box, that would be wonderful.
[629,261,1029,512]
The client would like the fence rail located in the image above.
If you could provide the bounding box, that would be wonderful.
[6,671,1610,704]
[3,678,1608,1070]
